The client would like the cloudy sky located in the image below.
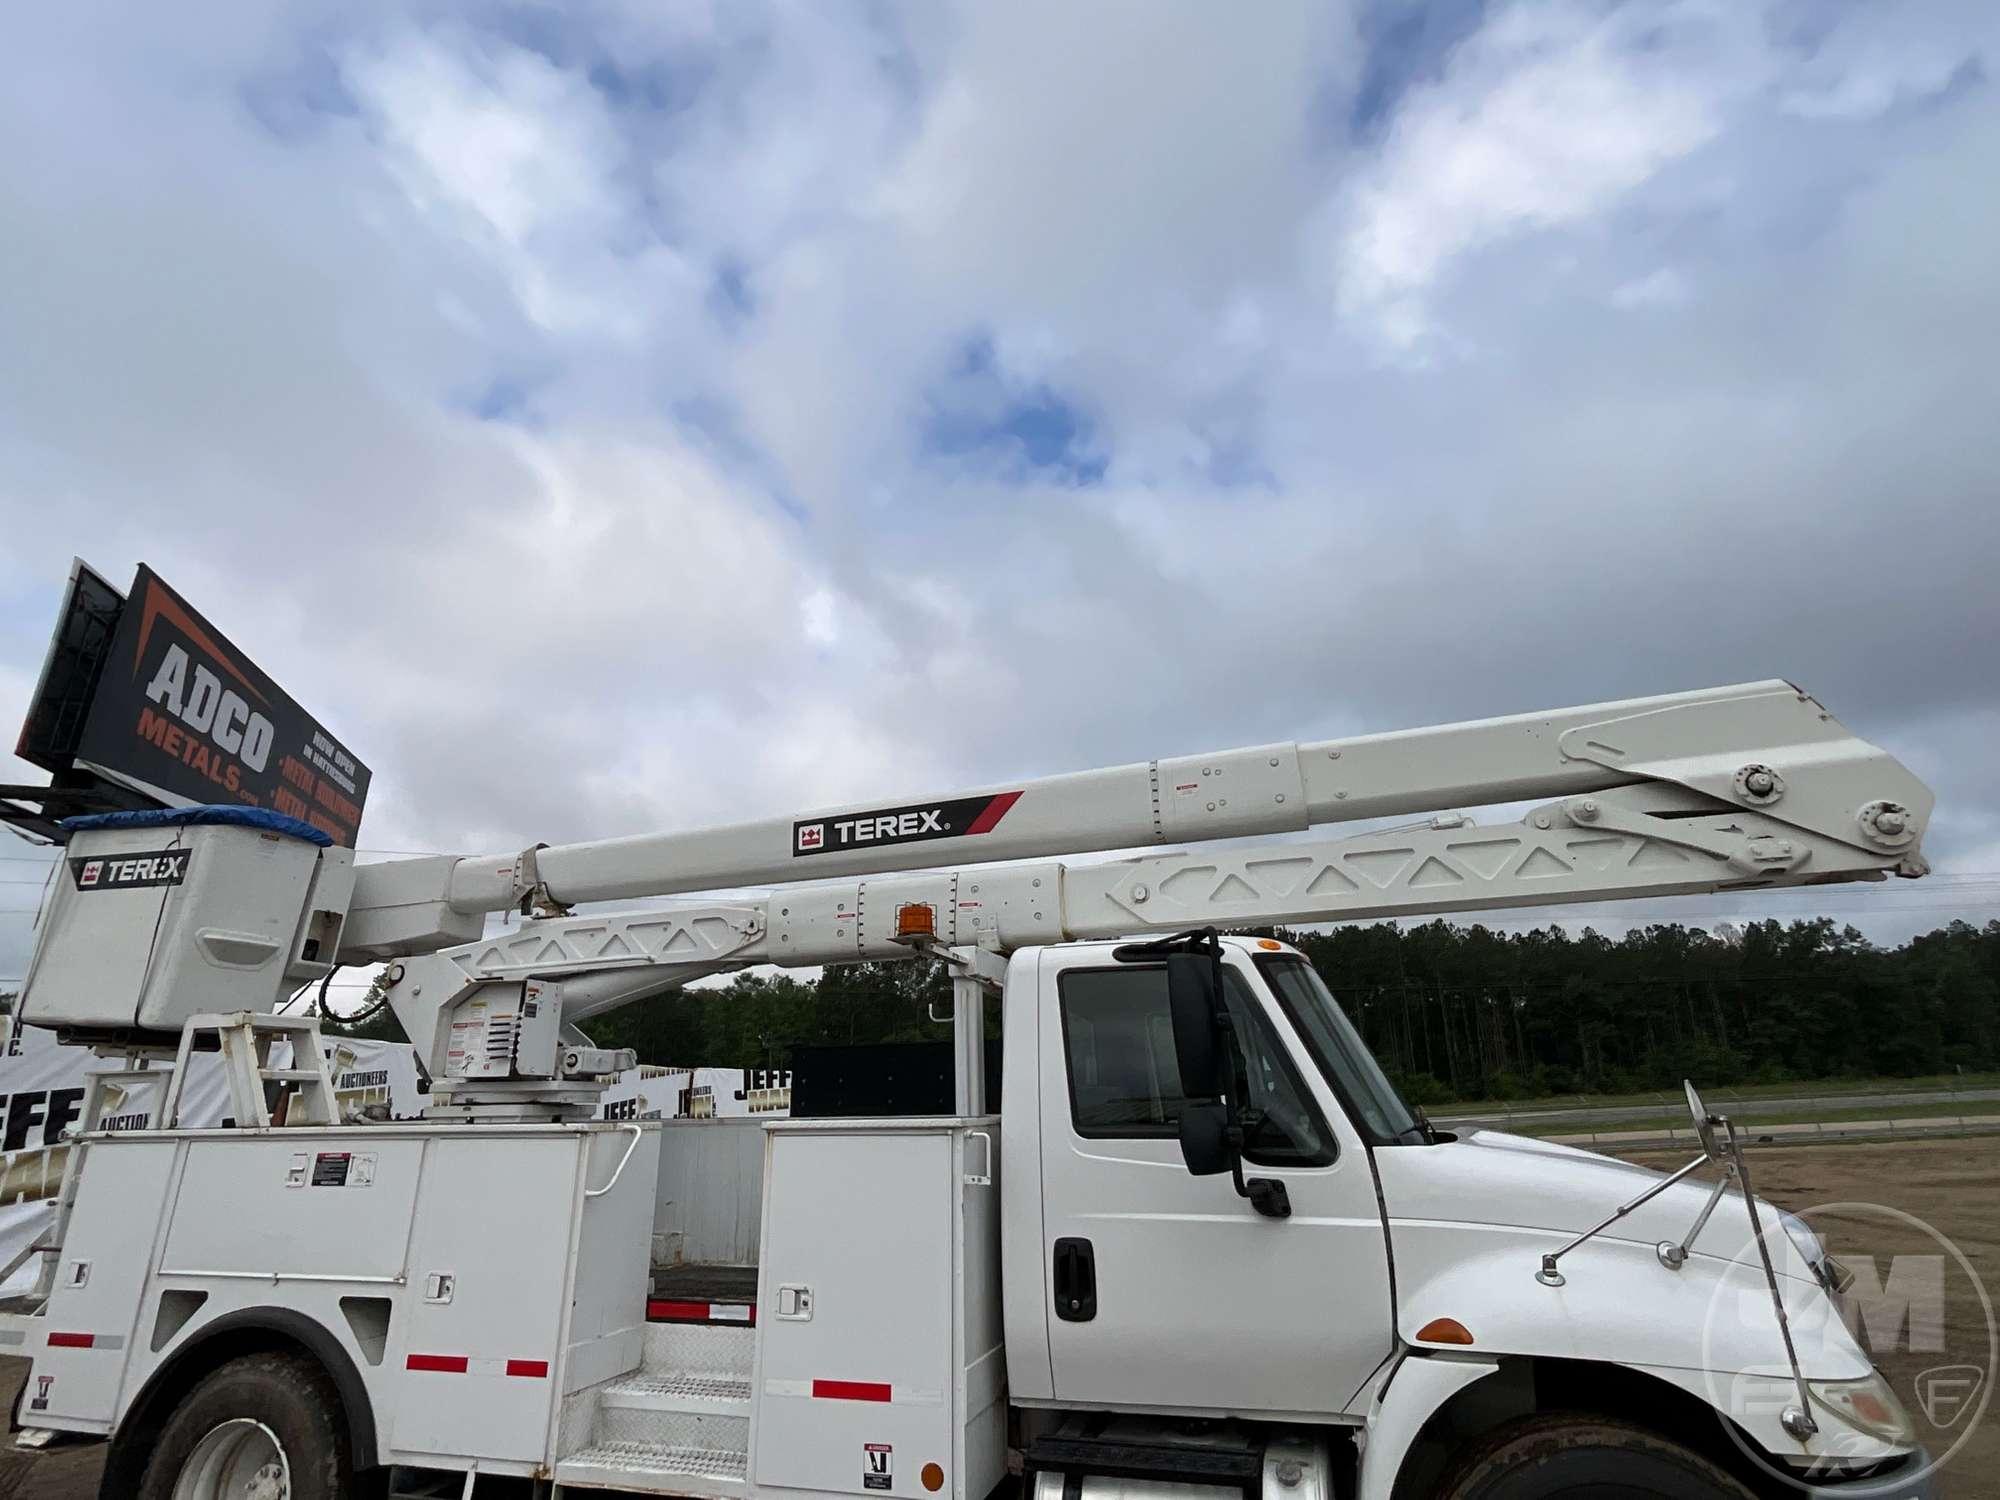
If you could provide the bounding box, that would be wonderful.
[5,0,1999,978]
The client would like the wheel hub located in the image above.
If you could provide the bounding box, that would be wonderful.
[171,1416,291,1500]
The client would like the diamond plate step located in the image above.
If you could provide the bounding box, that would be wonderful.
[598,1400,748,1453]
[558,1440,750,1497]
[602,1372,752,1415]
[644,1321,756,1378]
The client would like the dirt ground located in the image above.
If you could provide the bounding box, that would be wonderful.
[1,1136,1993,1499]
[1621,1137,1999,1498]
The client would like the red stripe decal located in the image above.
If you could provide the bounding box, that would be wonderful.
[648,1298,757,1326]
[813,1379,891,1403]
[506,1359,550,1378]
[47,1332,94,1349]
[964,791,1022,837]
[406,1354,469,1374]
[649,1298,713,1321]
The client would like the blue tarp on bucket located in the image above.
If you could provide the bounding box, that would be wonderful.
[59,805,333,847]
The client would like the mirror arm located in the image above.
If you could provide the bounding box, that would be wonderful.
[1658,1163,1736,1270]
[1727,1118,1819,1440]
[1221,1124,1292,1219]
[1536,1152,1711,1287]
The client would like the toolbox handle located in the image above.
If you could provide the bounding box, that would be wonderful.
[962,1129,993,1187]
[585,1124,645,1200]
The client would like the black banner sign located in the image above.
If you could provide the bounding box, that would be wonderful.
[68,848,191,891]
[792,790,1022,857]
[73,566,371,847]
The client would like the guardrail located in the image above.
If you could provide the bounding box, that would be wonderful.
[1526,1113,2000,1152]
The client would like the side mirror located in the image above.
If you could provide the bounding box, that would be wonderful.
[1685,1079,1724,1162]
[1166,951,1224,1099]
[1177,1100,1234,1177]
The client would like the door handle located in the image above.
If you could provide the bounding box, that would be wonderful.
[1053,1237,1096,1322]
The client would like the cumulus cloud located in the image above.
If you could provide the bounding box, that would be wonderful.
[4,0,1999,981]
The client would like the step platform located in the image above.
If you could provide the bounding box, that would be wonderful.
[557,1265,759,1495]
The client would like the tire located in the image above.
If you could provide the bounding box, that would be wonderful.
[1434,1413,1756,1500]
[135,1349,356,1500]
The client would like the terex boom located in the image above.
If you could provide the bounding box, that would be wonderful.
[3,679,1942,1499]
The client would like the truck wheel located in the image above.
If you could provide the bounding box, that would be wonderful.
[135,1349,358,1500]
[1436,1413,1755,1500]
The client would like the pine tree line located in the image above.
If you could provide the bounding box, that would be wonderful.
[580,917,2000,1105]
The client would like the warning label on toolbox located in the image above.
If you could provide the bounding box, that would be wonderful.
[863,1443,893,1490]
[306,1151,377,1187]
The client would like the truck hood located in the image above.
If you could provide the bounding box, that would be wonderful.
[1375,1128,1817,1281]
[1372,1128,1873,1386]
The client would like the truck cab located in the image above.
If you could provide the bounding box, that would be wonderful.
[993,935,1927,1500]
[1002,937,1397,1421]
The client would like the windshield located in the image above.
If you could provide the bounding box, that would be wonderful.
[1255,955,1427,1145]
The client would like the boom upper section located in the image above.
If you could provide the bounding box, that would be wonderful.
[343,679,1931,961]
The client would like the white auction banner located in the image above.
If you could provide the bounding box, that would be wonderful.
[0,1018,422,1293]
[597,1065,792,1121]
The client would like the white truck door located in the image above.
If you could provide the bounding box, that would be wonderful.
[1035,950,1394,1416]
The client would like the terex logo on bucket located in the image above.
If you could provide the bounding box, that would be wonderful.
[68,848,192,892]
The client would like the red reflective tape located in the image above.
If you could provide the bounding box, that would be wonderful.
[649,1298,712,1321]
[506,1359,549,1378]
[813,1379,891,1403]
[47,1332,94,1349]
[648,1298,757,1326]
[964,791,1022,836]
[406,1353,469,1373]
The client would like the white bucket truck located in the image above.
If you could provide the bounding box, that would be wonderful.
[0,681,1942,1499]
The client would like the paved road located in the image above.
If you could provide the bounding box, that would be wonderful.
[1435,1084,2000,1130]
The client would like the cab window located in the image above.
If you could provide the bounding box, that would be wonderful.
[1058,965,1334,1165]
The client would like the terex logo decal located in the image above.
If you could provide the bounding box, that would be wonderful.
[68,848,191,892]
[792,791,1023,858]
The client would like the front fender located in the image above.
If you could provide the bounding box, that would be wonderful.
[1392,1222,1909,1465]
[1356,1352,1502,1500]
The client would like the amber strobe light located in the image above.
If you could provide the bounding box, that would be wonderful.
[895,903,937,939]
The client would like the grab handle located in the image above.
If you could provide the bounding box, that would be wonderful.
[585,1124,644,1199]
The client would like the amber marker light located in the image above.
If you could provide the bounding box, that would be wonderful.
[1415,1317,1475,1346]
